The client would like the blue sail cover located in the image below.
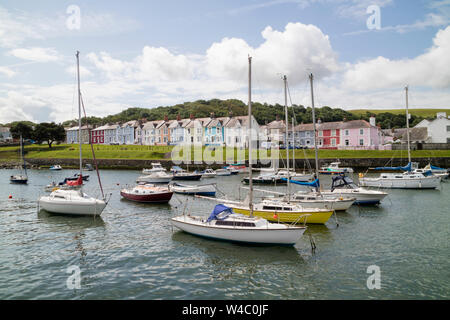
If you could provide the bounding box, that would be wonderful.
[280,178,320,188]
[206,204,233,222]
[430,165,446,171]
[373,162,412,172]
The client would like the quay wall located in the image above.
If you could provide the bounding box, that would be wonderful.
[3,157,449,171]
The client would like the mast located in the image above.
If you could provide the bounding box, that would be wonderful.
[309,73,320,186]
[405,85,411,164]
[248,56,253,217]
[283,75,291,202]
[76,51,83,177]
[292,117,295,172]
[20,134,26,176]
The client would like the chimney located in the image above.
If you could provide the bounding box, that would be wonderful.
[210,112,215,119]
[369,115,376,127]
[190,114,195,120]
[164,115,168,122]
[176,114,181,121]
[317,118,322,124]
[276,114,280,121]
[343,117,347,122]
[228,111,233,118]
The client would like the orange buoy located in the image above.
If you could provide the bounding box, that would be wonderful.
[273,214,278,220]
[8,195,12,199]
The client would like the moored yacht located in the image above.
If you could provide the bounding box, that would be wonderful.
[321,174,388,205]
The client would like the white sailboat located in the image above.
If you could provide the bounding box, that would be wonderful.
[171,56,307,245]
[38,51,107,216]
[263,74,356,211]
[359,86,440,189]
[10,135,28,184]
[320,174,388,205]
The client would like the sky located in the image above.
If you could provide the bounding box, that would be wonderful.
[0,0,449,124]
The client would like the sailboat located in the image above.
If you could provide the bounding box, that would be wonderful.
[216,75,335,224]
[38,51,107,216]
[359,86,440,189]
[171,56,307,245]
[244,74,355,213]
[10,135,28,184]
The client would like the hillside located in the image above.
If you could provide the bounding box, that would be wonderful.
[61,99,447,129]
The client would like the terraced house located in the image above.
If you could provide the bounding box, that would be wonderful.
[64,114,388,150]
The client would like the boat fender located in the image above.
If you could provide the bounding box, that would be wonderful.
[339,197,343,201]
[9,195,12,199]
[359,173,364,178]
[273,214,278,220]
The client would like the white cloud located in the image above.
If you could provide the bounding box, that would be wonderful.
[8,47,62,62]
[342,26,450,90]
[0,66,16,77]
[207,22,339,87]
[65,65,94,78]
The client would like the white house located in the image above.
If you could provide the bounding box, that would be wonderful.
[224,115,259,148]
[0,126,12,142]
[415,112,450,143]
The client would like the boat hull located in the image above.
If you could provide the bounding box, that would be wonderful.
[321,190,387,205]
[10,178,28,184]
[359,176,440,189]
[172,174,202,181]
[38,197,106,216]
[242,177,286,185]
[120,190,173,203]
[170,183,216,196]
[228,206,333,224]
[136,177,172,184]
[171,216,305,245]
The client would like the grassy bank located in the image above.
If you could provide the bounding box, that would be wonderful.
[1,144,449,161]
[349,108,449,118]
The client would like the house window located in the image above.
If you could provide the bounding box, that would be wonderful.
[345,139,349,146]
[447,125,450,132]
[331,138,336,146]
[359,139,364,146]
[360,129,364,135]
[345,130,349,136]
[331,130,336,136]
[318,131,323,137]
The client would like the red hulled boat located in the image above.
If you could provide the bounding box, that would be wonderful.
[120,184,173,203]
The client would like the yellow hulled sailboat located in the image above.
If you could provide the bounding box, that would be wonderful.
[226,200,333,224]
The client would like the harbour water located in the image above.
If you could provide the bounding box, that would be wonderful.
[0,169,449,299]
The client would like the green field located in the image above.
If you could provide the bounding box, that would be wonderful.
[1,144,449,162]
[349,108,449,118]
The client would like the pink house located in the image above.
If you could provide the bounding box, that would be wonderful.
[338,118,382,149]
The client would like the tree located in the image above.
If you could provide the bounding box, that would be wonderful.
[10,122,34,140]
[33,122,66,148]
